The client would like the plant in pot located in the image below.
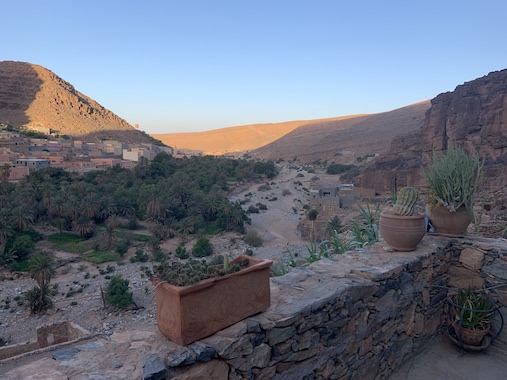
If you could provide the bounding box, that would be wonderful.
[150,254,272,346]
[423,144,483,237]
[450,288,496,348]
[379,186,426,251]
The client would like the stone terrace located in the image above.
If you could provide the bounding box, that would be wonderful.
[1,235,506,379]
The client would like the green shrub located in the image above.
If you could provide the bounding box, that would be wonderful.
[256,203,267,210]
[115,239,130,255]
[192,237,213,258]
[24,284,53,315]
[175,246,189,259]
[247,205,260,214]
[243,231,263,247]
[326,163,355,175]
[152,249,167,262]
[308,209,319,221]
[104,276,133,308]
[130,249,149,263]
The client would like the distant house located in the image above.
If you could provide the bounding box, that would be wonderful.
[15,158,51,172]
[299,184,377,242]
[309,184,374,212]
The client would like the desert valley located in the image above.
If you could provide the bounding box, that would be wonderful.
[0,61,507,379]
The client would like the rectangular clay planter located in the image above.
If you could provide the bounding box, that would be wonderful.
[152,255,272,346]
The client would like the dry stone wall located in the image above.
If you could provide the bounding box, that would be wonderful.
[161,236,454,380]
[446,236,507,345]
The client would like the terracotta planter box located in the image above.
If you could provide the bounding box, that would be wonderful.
[152,255,272,345]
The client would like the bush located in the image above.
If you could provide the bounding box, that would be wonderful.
[243,231,263,247]
[256,203,267,210]
[281,189,292,196]
[24,284,53,315]
[247,205,260,214]
[308,209,319,220]
[192,237,213,258]
[104,276,133,308]
[115,239,130,256]
[152,249,167,262]
[326,163,355,175]
[130,249,149,263]
[175,246,189,259]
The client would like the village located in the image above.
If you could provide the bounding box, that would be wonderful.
[0,124,173,180]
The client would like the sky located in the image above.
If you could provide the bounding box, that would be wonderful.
[2,1,507,134]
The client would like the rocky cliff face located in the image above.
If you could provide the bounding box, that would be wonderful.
[361,69,507,193]
[0,61,155,143]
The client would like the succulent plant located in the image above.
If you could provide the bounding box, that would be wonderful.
[393,187,419,216]
[152,257,249,287]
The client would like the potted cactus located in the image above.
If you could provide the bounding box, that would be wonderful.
[379,187,426,251]
[150,255,272,346]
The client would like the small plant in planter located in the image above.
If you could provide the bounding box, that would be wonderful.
[423,144,483,236]
[150,255,272,345]
[151,256,250,287]
[450,288,496,347]
[379,187,426,251]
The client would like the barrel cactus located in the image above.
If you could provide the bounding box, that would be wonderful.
[393,187,419,216]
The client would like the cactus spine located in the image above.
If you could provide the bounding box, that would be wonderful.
[393,187,418,216]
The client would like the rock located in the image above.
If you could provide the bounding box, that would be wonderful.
[448,265,485,288]
[266,326,296,346]
[170,360,229,380]
[142,354,167,380]
[361,68,507,194]
[165,348,194,367]
[52,348,79,361]
[459,248,484,270]
[188,341,216,362]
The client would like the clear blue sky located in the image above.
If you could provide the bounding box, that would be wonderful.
[3,1,507,134]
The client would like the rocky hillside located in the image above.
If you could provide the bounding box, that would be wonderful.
[249,101,430,164]
[360,69,507,194]
[0,61,157,144]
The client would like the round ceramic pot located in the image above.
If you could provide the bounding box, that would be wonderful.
[379,212,426,251]
[453,322,490,346]
[425,204,472,237]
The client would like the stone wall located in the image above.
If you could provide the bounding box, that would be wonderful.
[138,235,507,380]
[150,236,455,380]
[446,236,507,345]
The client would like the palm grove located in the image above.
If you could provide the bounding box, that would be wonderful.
[0,152,277,313]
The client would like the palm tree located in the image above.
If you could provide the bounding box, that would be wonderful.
[28,251,56,288]
[81,195,101,219]
[50,196,66,233]
[73,215,95,238]
[0,218,14,259]
[10,205,34,232]
[104,215,120,249]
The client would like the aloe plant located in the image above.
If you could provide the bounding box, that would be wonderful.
[423,144,483,220]
[453,288,495,330]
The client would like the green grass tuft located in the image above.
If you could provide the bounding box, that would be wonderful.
[83,251,122,264]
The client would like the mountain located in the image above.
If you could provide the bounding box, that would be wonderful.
[360,69,507,193]
[249,101,430,164]
[0,61,158,144]
[152,116,364,156]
